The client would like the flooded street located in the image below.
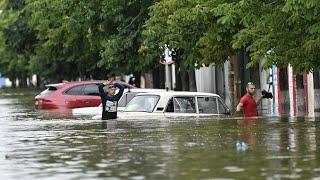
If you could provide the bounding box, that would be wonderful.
[1,89,320,179]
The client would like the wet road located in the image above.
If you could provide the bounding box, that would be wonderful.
[1,89,320,179]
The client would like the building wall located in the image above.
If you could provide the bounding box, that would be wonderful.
[195,64,215,93]
[193,60,318,117]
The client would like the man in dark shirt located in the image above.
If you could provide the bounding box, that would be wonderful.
[236,82,264,117]
[98,80,124,120]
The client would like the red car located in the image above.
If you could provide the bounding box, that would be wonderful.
[35,80,134,110]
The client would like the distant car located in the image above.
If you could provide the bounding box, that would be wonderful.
[92,91,231,119]
[72,88,168,116]
[35,80,135,110]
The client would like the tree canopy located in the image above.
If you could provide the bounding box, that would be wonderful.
[0,0,319,85]
[142,0,320,72]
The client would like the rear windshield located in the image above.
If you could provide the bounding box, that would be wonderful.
[40,86,58,96]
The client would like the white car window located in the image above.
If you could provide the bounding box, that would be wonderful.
[173,97,196,113]
[197,96,218,114]
[124,95,159,112]
[118,92,139,107]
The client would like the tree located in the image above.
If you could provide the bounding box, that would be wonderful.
[143,0,320,74]
[141,0,242,90]
[98,0,157,75]
[142,0,240,67]
[0,0,36,87]
[233,0,320,73]
[26,0,109,82]
[25,0,156,83]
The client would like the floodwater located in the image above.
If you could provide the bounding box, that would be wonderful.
[1,89,320,179]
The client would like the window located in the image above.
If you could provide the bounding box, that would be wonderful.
[118,92,138,107]
[171,97,196,113]
[197,96,218,114]
[218,98,229,114]
[40,86,59,96]
[124,95,159,112]
[65,85,84,95]
[118,94,127,107]
[83,84,100,96]
[165,98,174,112]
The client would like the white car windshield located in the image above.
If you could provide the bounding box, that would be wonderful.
[124,95,159,112]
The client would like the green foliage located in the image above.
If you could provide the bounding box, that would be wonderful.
[1,0,320,84]
[98,0,157,74]
[143,0,320,73]
[232,0,320,73]
[25,0,109,81]
[0,0,157,83]
[25,0,155,81]
[0,0,34,81]
[142,0,241,70]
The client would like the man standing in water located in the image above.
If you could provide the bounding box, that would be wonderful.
[236,82,264,117]
[98,80,124,120]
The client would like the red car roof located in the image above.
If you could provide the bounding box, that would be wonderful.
[46,80,135,88]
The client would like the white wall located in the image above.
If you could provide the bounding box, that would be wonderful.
[195,64,215,93]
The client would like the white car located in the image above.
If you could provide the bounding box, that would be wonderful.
[72,88,167,116]
[92,91,230,119]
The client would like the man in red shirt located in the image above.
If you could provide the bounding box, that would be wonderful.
[236,82,264,117]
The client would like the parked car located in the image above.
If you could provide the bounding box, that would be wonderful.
[72,88,168,115]
[35,80,135,110]
[92,91,230,119]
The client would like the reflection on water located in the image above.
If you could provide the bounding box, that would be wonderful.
[1,89,320,179]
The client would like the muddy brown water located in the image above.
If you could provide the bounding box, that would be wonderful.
[1,89,320,179]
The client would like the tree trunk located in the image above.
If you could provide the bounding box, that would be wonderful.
[175,68,182,91]
[28,76,34,88]
[152,68,161,89]
[10,77,16,88]
[180,70,189,91]
[19,76,28,88]
[36,75,42,88]
[144,71,153,88]
[159,65,165,89]
[133,72,141,88]
[229,55,237,110]
[188,70,197,92]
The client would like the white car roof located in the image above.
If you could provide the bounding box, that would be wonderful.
[135,91,220,97]
[126,88,168,93]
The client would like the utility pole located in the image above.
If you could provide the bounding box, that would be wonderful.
[165,64,171,90]
[161,44,175,90]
